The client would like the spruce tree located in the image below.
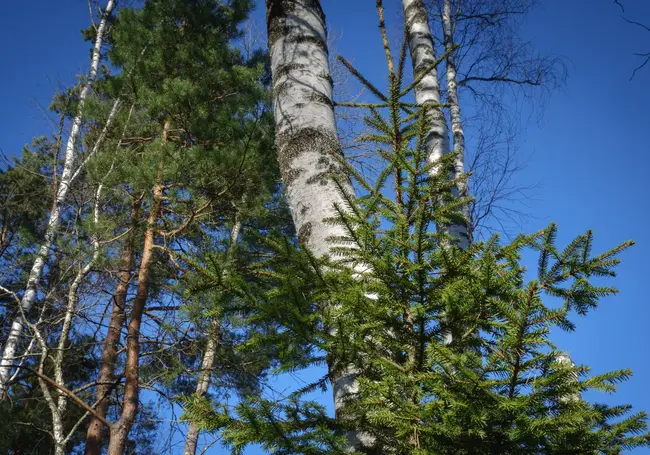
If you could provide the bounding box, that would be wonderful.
[183,18,650,455]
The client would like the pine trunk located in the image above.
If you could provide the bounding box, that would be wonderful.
[0,0,116,395]
[265,1,373,451]
[106,119,168,455]
[106,184,162,455]
[84,196,143,455]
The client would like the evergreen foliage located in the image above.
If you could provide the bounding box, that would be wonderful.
[182,27,650,455]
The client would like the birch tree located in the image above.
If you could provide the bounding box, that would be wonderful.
[183,215,242,455]
[265,0,377,451]
[402,0,470,250]
[441,0,471,245]
[424,0,566,236]
[35,180,107,455]
[0,0,116,395]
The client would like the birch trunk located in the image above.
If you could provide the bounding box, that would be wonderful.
[265,1,373,451]
[183,217,242,455]
[402,0,449,168]
[556,352,582,402]
[49,181,106,455]
[106,120,168,455]
[402,0,467,348]
[442,0,471,248]
[84,196,143,455]
[0,0,116,395]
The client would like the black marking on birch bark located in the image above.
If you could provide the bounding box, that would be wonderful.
[409,31,434,42]
[313,155,347,184]
[307,172,331,186]
[266,0,285,46]
[273,67,332,100]
[413,42,435,55]
[294,35,328,52]
[276,127,341,188]
[266,0,327,49]
[273,79,292,99]
[283,167,304,188]
[308,91,334,108]
[268,0,326,26]
[267,24,288,47]
[413,56,436,75]
[318,71,334,87]
[403,1,429,26]
[306,0,326,23]
[275,62,308,79]
[425,130,445,141]
[298,221,312,246]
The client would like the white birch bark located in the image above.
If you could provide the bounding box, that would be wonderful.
[555,352,581,402]
[50,179,106,455]
[0,0,116,395]
[265,1,373,451]
[403,0,466,347]
[266,0,353,257]
[442,0,471,249]
[69,98,121,185]
[402,0,449,167]
[183,217,242,455]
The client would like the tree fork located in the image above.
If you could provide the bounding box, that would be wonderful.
[84,195,144,455]
[105,119,169,455]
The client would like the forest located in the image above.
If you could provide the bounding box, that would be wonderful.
[1,0,649,454]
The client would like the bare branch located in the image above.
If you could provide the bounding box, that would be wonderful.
[614,0,625,13]
[26,367,111,429]
[622,15,650,33]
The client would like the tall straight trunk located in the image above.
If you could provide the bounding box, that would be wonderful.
[403,0,468,348]
[402,0,449,168]
[265,0,353,257]
[0,0,116,395]
[84,196,143,455]
[442,0,471,248]
[265,1,373,451]
[404,0,469,249]
[183,216,242,455]
[106,120,168,455]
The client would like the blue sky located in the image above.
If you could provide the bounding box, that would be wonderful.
[1,0,649,453]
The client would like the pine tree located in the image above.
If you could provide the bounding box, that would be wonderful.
[75,0,278,452]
